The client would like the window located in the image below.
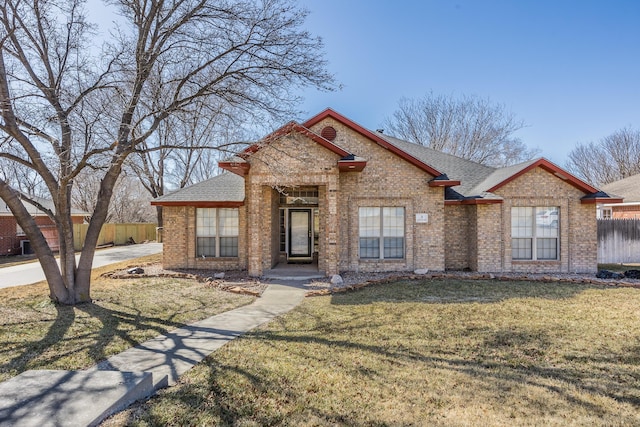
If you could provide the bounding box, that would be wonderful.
[196,208,239,257]
[601,208,612,219]
[511,207,559,260]
[359,207,405,259]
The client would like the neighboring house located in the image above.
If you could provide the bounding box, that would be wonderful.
[598,174,640,219]
[152,109,621,276]
[0,195,86,255]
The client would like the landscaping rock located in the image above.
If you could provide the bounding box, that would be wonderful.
[413,268,429,275]
[623,269,640,279]
[214,272,225,279]
[330,274,344,285]
[127,267,144,274]
[596,270,624,280]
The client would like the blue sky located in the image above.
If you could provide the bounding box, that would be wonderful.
[296,0,640,164]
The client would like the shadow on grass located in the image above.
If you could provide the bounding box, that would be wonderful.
[1,305,76,376]
[330,279,607,305]
[124,325,640,426]
[0,302,190,379]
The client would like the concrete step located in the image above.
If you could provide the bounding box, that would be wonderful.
[0,369,155,427]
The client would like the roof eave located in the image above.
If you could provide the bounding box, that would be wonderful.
[581,197,624,205]
[218,161,250,176]
[338,160,367,172]
[429,180,461,187]
[151,200,245,207]
[444,198,503,205]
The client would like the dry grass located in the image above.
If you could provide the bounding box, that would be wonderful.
[0,254,254,382]
[107,279,640,427]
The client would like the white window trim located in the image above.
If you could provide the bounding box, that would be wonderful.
[196,208,239,258]
[511,206,560,261]
[358,207,405,260]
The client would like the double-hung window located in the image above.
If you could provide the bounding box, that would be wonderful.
[359,207,405,259]
[196,208,239,257]
[511,206,559,260]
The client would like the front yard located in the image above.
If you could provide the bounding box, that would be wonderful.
[0,254,254,383]
[106,279,640,426]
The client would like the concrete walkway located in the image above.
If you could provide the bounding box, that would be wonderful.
[0,282,306,427]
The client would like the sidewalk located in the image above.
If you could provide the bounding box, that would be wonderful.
[0,282,306,427]
[0,242,163,289]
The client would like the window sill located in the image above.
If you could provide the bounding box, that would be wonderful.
[359,259,405,263]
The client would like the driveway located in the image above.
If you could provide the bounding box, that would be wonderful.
[0,242,163,289]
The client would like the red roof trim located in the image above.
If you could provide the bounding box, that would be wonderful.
[581,197,624,205]
[338,160,367,172]
[303,108,444,177]
[429,180,461,187]
[218,162,250,176]
[487,158,600,194]
[151,201,244,207]
[242,121,349,158]
[444,199,503,205]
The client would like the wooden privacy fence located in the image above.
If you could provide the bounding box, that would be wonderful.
[598,219,640,264]
[73,223,157,251]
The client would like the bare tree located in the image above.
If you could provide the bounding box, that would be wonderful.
[565,127,640,186]
[0,0,335,304]
[128,100,251,227]
[72,171,155,223]
[384,92,537,167]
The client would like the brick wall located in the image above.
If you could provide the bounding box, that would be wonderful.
[162,205,247,271]
[0,215,84,255]
[162,118,598,276]
[444,205,470,270]
[309,118,445,273]
[612,205,640,219]
[494,166,597,273]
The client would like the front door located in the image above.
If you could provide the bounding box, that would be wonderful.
[289,209,312,258]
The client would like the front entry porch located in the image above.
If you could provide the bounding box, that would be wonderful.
[262,261,324,280]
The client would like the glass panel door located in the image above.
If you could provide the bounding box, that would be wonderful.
[289,209,311,257]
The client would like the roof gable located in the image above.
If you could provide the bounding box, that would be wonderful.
[243,121,350,158]
[484,158,599,194]
[303,108,445,178]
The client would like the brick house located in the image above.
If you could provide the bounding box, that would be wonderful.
[0,195,86,255]
[152,109,621,276]
[598,174,640,219]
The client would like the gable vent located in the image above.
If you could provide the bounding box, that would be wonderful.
[320,126,337,141]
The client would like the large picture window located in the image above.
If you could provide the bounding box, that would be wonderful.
[511,207,559,260]
[196,208,239,257]
[359,207,405,259]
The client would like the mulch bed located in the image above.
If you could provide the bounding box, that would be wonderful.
[102,263,640,298]
[101,263,266,297]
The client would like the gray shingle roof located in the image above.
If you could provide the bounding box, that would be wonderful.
[153,172,244,203]
[601,174,640,202]
[0,194,88,216]
[376,132,498,196]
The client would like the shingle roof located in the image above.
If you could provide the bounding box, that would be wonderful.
[376,133,496,196]
[601,174,640,202]
[0,194,88,216]
[152,172,244,204]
